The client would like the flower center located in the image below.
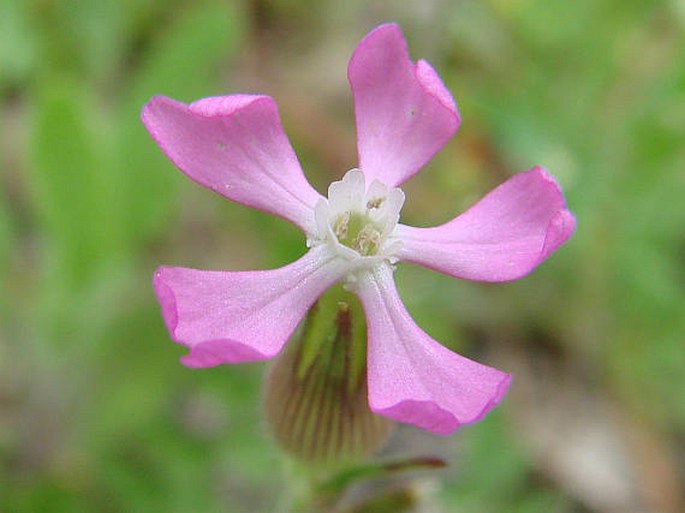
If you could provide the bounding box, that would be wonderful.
[333,211,382,256]
[312,169,405,260]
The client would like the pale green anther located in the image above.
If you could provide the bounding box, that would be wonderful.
[366,196,385,209]
[333,211,383,256]
[332,211,351,240]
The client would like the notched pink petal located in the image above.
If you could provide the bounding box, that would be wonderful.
[415,59,456,112]
[142,94,322,234]
[541,209,576,260]
[355,265,511,434]
[153,246,349,367]
[349,23,460,188]
[395,166,575,282]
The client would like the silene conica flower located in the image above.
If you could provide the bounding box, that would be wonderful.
[143,24,575,441]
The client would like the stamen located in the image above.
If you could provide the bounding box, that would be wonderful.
[333,211,351,239]
[366,196,386,210]
[354,225,382,256]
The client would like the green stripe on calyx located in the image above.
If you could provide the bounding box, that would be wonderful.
[263,285,393,465]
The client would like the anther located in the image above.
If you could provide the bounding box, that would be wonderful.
[366,196,386,210]
[333,211,351,239]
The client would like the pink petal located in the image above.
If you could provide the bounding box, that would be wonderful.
[395,167,576,282]
[142,95,322,234]
[355,265,511,434]
[154,246,348,367]
[348,23,460,188]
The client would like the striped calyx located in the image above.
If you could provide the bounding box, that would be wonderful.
[263,286,393,464]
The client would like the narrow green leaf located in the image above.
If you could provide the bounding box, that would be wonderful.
[114,0,246,247]
[30,80,116,290]
[0,0,38,89]
[0,184,13,316]
[320,457,447,497]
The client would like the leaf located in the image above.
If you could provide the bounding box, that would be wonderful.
[0,200,13,322]
[29,79,118,291]
[113,0,246,248]
[0,0,38,89]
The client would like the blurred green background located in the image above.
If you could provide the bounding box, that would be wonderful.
[1,0,684,512]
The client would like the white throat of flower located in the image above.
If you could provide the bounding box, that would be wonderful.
[309,169,405,269]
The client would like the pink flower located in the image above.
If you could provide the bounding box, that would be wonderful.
[142,23,575,434]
